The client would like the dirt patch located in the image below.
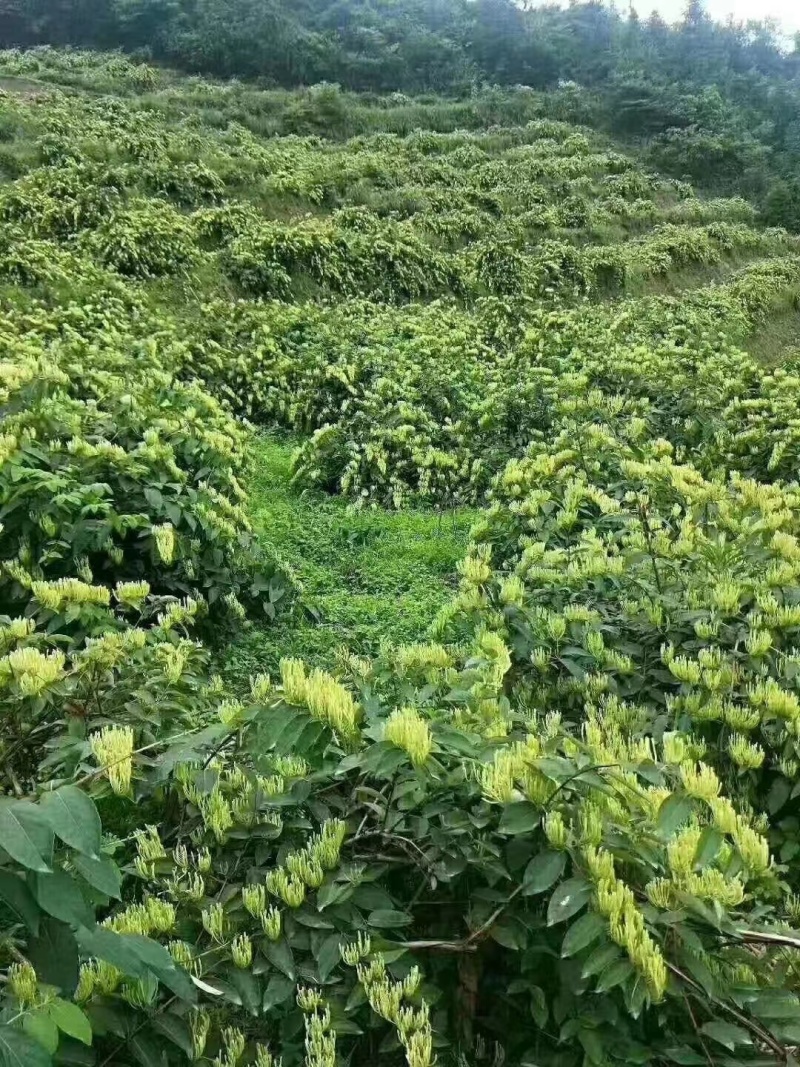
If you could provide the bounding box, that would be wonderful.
[0,76,52,100]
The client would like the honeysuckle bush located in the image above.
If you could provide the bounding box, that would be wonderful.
[179,255,800,508]
[4,618,800,1065]
[0,305,291,623]
[436,407,800,868]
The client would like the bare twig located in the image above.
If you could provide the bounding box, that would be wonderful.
[667,961,787,1062]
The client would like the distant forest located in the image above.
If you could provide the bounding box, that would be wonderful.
[1,0,800,224]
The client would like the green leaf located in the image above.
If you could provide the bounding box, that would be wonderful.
[657,794,693,838]
[129,1030,167,1067]
[529,986,548,1029]
[582,942,620,978]
[547,878,590,926]
[28,917,79,994]
[23,1013,59,1056]
[40,788,101,859]
[125,935,196,1002]
[578,1026,605,1064]
[227,967,261,1017]
[263,974,294,1012]
[694,827,722,869]
[751,991,800,1021]
[0,801,53,873]
[491,917,528,950]
[316,933,342,982]
[700,1022,752,1051]
[498,802,540,835]
[367,909,412,928]
[595,958,634,993]
[561,912,605,957]
[150,1015,193,1058]
[71,853,122,899]
[263,938,295,980]
[767,777,792,816]
[32,869,94,928]
[0,1026,53,1067]
[523,850,566,895]
[48,1000,92,1046]
[75,925,147,979]
[663,1048,707,1065]
[0,868,40,933]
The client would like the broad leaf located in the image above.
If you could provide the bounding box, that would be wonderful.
[32,869,94,928]
[28,917,79,994]
[700,1022,752,1051]
[40,787,101,858]
[656,794,693,838]
[0,801,53,873]
[523,850,566,895]
[0,1026,53,1067]
[263,974,294,1012]
[22,1013,58,1056]
[316,933,342,982]
[547,878,591,926]
[48,1000,92,1046]
[498,802,540,836]
[595,958,634,993]
[75,925,147,979]
[367,909,412,928]
[561,912,605,957]
[263,938,295,980]
[71,852,122,899]
[0,868,40,933]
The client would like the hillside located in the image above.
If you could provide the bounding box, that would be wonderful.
[3,44,800,1067]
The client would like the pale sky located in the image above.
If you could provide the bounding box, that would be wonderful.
[631,0,799,33]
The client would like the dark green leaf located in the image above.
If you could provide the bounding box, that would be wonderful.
[561,912,605,957]
[767,777,792,816]
[316,933,342,982]
[53,1037,95,1065]
[595,958,634,993]
[48,1000,92,1046]
[227,967,261,1017]
[498,802,540,836]
[578,1026,605,1064]
[582,942,620,978]
[694,828,722,869]
[523,850,566,895]
[71,853,122,900]
[29,918,79,994]
[530,986,548,1029]
[125,935,196,1002]
[663,1048,707,1065]
[23,1014,59,1056]
[75,926,146,979]
[700,1022,751,1051]
[547,878,590,926]
[367,909,412,928]
[32,869,94,928]
[263,938,295,979]
[40,788,101,859]
[129,1031,167,1067]
[0,868,40,933]
[657,794,693,838]
[0,1026,53,1067]
[0,801,53,873]
[263,974,294,1012]
[751,992,800,1021]
[150,1015,193,1058]
[491,917,528,950]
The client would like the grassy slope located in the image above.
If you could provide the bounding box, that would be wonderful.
[220,436,474,685]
